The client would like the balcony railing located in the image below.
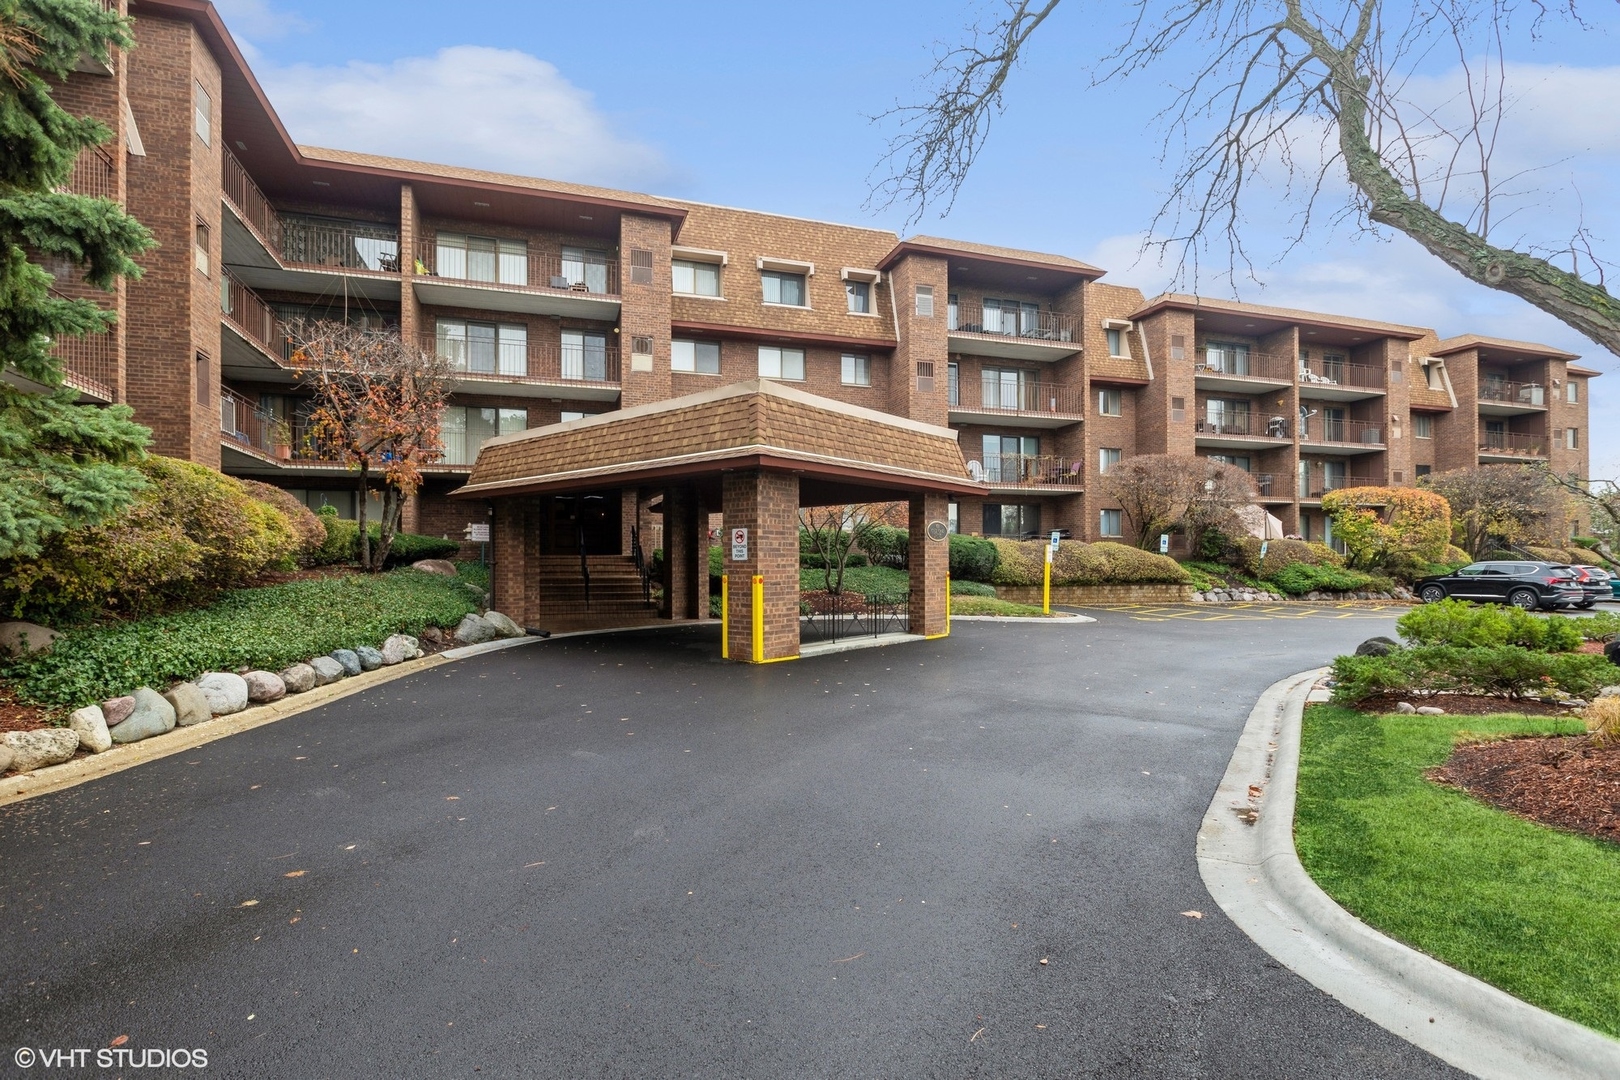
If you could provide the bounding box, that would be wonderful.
[282,216,399,274]
[59,145,117,201]
[222,146,284,250]
[1195,414,1291,438]
[413,241,619,297]
[1479,430,1547,456]
[975,454,1085,487]
[1299,357,1385,390]
[947,301,1076,344]
[1194,349,1295,381]
[1253,473,1279,497]
[1478,379,1546,407]
[222,270,294,361]
[1299,469,1386,498]
[948,374,1084,418]
[46,289,118,393]
[1300,417,1383,445]
[420,333,621,386]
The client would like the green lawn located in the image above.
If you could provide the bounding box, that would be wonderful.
[798,564,910,595]
[949,596,1049,617]
[1296,704,1620,1037]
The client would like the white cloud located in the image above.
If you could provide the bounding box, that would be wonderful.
[255,46,670,189]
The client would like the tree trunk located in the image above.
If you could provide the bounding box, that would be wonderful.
[356,463,373,571]
[376,487,403,569]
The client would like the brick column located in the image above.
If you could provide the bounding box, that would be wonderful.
[722,469,799,662]
[491,496,536,625]
[663,483,702,619]
[908,492,950,638]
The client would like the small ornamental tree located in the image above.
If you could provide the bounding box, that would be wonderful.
[288,321,453,571]
[1320,486,1451,570]
[1101,453,1254,550]
[799,502,879,596]
[1425,464,1571,558]
[0,0,156,560]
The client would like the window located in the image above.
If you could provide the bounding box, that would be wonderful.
[560,410,596,423]
[560,245,609,293]
[761,270,807,306]
[1567,380,1579,403]
[1415,464,1431,478]
[195,353,209,405]
[947,501,959,534]
[1204,398,1250,433]
[440,406,527,466]
[672,259,721,297]
[1566,427,1580,450]
[983,298,1040,336]
[629,248,653,286]
[758,345,805,381]
[1099,447,1122,474]
[947,362,960,405]
[194,220,209,276]
[982,434,1039,484]
[1097,387,1122,416]
[1425,361,1444,390]
[435,319,528,377]
[947,292,958,330]
[1208,453,1251,472]
[981,367,1031,410]
[1170,334,1186,361]
[435,233,528,286]
[1099,509,1123,538]
[841,353,871,386]
[983,503,1040,537]
[561,330,609,381]
[845,279,871,314]
[194,80,211,145]
[915,285,934,317]
[631,335,653,356]
[916,360,935,390]
[1106,327,1129,358]
[672,339,720,375]
[1204,341,1250,375]
[1413,413,1433,439]
[1171,396,1186,423]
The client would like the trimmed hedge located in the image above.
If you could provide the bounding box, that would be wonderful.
[237,479,325,566]
[1397,598,1583,652]
[989,539,1190,587]
[1233,537,1343,578]
[1267,563,1375,596]
[1330,645,1615,705]
[950,579,997,597]
[948,534,998,582]
[2,569,481,707]
[859,524,909,568]
[309,508,459,566]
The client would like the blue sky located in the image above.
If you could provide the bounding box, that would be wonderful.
[216,0,1619,483]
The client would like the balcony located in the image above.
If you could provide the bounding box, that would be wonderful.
[1299,416,1384,454]
[1298,357,1386,401]
[947,373,1084,428]
[218,387,473,477]
[1478,430,1547,461]
[1250,473,1293,501]
[420,333,621,401]
[970,453,1085,490]
[1193,350,1295,394]
[1477,379,1547,416]
[947,302,1080,361]
[220,270,296,382]
[58,145,117,200]
[411,240,621,320]
[1298,469,1386,500]
[1194,413,1292,451]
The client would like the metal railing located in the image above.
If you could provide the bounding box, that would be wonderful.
[1194,349,1295,381]
[1300,417,1384,445]
[1479,430,1547,456]
[1253,473,1279,497]
[976,453,1084,487]
[420,333,622,385]
[46,290,119,393]
[281,217,399,274]
[949,374,1084,418]
[222,270,294,361]
[1195,414,1291,438]
[59,145,117,200]
[222,146,284,250]
[413,240,619,296]
[800,591,910,645]
[1299,357,1385,390]
[1478,379,1546,407]
[947,301,1076,344]
[1299,468,1385,498]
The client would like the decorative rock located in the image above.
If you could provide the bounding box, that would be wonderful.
[454,613,498,645]
[0,620,60,657]
[1355,636,1400,657]
[1394,701,1417,714]
[380,634,419,665]
[1596,685,1620,698]
[69,705,112,753]
[101,695,136,726]
[421,626,445,645]
[279,663,317,694]
[483,611,524,638]
[195,672,250,716]
[2,728,79,771]
[242,670,286,703]
[330,649,362,677]
[1415,705,1446,716]
[111,688,176,744]
[0,744,12,774]
[308,657,345,685]
[163,682,211,727]
[355,646,384,671]
[412,559,458,577]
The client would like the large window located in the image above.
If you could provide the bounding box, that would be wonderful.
[1099,509,1123,538]
[983,503,1040,537]
[761,270,807,307]
[1413,413,1433,439]
[561,246,610,293]
[1106,327,1129,358]
[983,298,1040,336]
[982,367,1032,410]
[982,434,1039,483]
[1097,387,1122,416]
[672,339,721,374]
[1207,453,1251,472]
[1204,341,1250,375]
[672,259,721,297]
[561,330,609,381]
[845,280,871,313]
[1204,397,1249,433]
[1099,447,1122,474]
[841,353,871,386]
[440,406,527,466]
[436,319,528,377]
[435,233,528,286]
[758,345,805,381]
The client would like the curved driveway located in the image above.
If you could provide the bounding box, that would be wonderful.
[0,609,1464,1078]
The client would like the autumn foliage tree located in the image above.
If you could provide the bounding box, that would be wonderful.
[1422,465,1568,559]
[1320,486,1451,570]
[288,321,453,571]
[1101,454,1256,550]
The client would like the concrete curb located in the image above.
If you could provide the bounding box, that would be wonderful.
[1197,668,1620,1080]
[951,613,1096,624]
[0,635,541,808]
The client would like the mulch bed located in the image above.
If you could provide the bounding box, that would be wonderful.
[0,685,55,735]
[1431,734,1620,845]
[1358,692,1575,717]
[800,590,867,615]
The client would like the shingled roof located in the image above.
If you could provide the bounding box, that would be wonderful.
[455,381,979,498]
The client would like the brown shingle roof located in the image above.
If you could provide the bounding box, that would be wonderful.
[1430,334,1581,361]
[878,236,1102,275]
[1131,293,1429,339]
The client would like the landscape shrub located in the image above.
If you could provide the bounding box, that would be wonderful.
[1232,537,1343,578]
[949,579,997,597]
[1397,598,1582,652]
[1266,563,1375,596]
[800,552,868,569]
[858,524,909,568]
[312,507,358,566]
[379,530,460,566]
[989,539,1189,586]
[307,509,460,567]
[1329,645,1614,705]
[1584,696,1620,744]
[1576,610,1620,642]
[948,534,998,582]
[709,545,725,579]
[237,480,325,566]
[2,569,481,707]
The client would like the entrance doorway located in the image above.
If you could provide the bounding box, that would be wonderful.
[541,493,621,556]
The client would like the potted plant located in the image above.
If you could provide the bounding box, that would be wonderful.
[270,418,293,460]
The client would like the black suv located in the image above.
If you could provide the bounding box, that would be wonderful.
[1414,561,1584,611]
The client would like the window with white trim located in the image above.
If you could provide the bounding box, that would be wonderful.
[1106,327,1129,358]
[1097,387,1122,416]
[194,81,211,145]
[672,259,721,297]
[1425,361,1444,390]
[194,220,210,276]
[560,330,609,381]
[758,345,805,381]
[841,353,871,386]
[435,319,528,377]
[914,285,934,317]
[1099,509,1123,538]
[845,280,870,313]
[1099,447,1122,474]
[440,407,527,466]
[671,339,720,375]
[761,270,807,306]
[1566,427,1580,449]
[1566,380,1579,403]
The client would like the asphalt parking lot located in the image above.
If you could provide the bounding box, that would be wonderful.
[0,611,1465,1079]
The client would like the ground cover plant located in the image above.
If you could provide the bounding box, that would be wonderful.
[798,565,908,596]
[3,569,480,707]
[948,596,1047,617]
[1295,704,1620,1037]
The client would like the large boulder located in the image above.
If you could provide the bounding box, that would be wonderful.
[380,634,419,665]
[279,663,316,694]
[1354,636,1400,657]
[2,728,79,772]
[454,613,498,645]
[330,649,362,677]
[308,656,345,685]
[412,559,458,578]
[164,682,211,727]
[111,688,176,743]
[482,611,524,639]
[1416,705,1447,716]
[101,695,135,726]
[0,744,12,774]
[69,705,112,754]
[242,670,286,703]
[195,672,249,716]
[0,620,59,657]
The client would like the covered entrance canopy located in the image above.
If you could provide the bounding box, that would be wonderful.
[454,380,982,661]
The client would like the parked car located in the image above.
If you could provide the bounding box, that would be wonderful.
[1570,565,1611,609]
[1414,561,1584,611]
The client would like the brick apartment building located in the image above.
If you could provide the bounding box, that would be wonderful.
[41,0,1599,557]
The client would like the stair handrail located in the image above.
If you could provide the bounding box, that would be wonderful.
[630,524,653,605]
[578,524,590,609]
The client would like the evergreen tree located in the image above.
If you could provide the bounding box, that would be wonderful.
[0,0,154,560]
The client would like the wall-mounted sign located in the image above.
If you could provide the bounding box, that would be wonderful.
[730,527,748,561]
[926,521,948,542]
[466,523,491,543]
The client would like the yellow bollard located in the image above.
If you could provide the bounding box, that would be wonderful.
[1043,552,1052,615]
[720,575,730,660]
[751,574,764,663]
